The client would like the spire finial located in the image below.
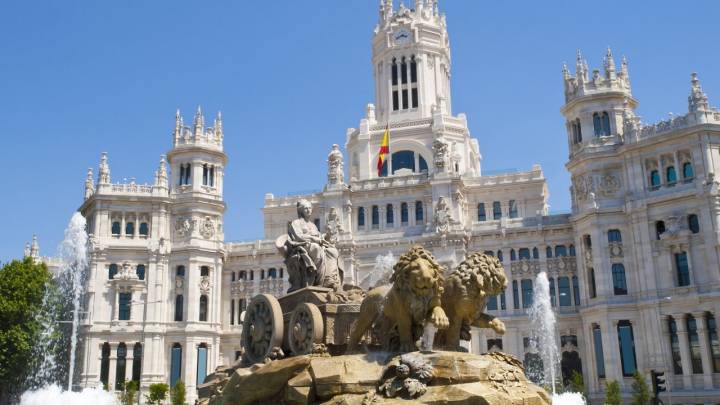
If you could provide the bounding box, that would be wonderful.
[98,152,110,185]
[85,167,94,199]
[194,105,204,137]
[689,72,710,112]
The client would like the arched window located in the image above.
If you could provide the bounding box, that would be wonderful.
[358,207,365,228]
[650,170,661,189]
[575,119,582,143]
[707,314,720,373]
[132,343,142,383]
[687,316,703,373]
[109,264,118,279]
[583,234,592,249]
[231,272,236,282]
[174,295,183,322]
[279,268,284,279]
[532,247,539,259]
[170,343,182,387]
[230,298,235,325]
[239,270,247,280]
[125,222,135,236]
[477,203,486,221]
[492,201,502,220]
[593,113,602,136]
[688,214,700,234]
[497,250,504,262]
[571,121,579,144]
[201,266,210,277]
[572,276,580,305]
[176,265,185,278]
[401,203,408,224]
[612,264,627,295]
[521,279,534,308]
[558,277,572,306]
[100,342,110,389]
[410,56,417,83]
[592,324,605,378]
[666,166,677,184]
[371,205,379,228]
[202,163,209,186]
[512,280,519,309]
[391,58,399,111]
[209,165,215,187]
[601,112,611,135]
[139,222,149,237]
[484,250,494,257]
[391,57,398,86]
[608,229,622,243]
[261,269,265,280]
[545,246,553,258]
[617,321,638,377]
[391,150,416,174]
[400,56,408,85]
[419,156,428,172]
[199,295,208,322]
[683,162,694,180]
[655,221,666,240]
[183,163,192,185]
[555,245,567,257]
[250,270,254,281]
[510,249,517,261]
[136,264,145,280]
[179,164,185,186]
[197,343,208,385]
[386,204,394,225]
[415,201,424,222]
[569,245,576,256]
[115,343,127,390]
[111,221,121,235]
[268,268,277,279]
[519,248,530,260]
[675,252,690,286]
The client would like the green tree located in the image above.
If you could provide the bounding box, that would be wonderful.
[569,370,585,395]
[119,380,139,405]
[145,383,169,405]
[605,379,622,405]
[0,258,52,403]
[171,380,187,405]
[631,371,651,405]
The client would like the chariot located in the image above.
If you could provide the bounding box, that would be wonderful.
[240,286,362,364]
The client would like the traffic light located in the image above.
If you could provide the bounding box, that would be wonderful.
[651,370,666,395]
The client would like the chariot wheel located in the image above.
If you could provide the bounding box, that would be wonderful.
[288,302,324,355]
[241,294,284,364]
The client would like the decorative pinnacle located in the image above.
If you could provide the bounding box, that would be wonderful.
[562,62,570,79]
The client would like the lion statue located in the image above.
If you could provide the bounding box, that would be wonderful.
[347,246,449,352]
[434,252,508,350]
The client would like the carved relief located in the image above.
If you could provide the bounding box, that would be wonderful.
[175,217,194,238]
[325,207,343,244]
[200,275,211,293]
[599,173,620,197]
[201,216,215,239]
[433,139,448,171]
[434,196,452,235]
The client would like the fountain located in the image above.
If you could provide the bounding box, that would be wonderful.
[529,271,586,405]
[20,213,116,404]
[359,251,395,289]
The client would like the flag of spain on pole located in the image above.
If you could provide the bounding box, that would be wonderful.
[377,125,389,177]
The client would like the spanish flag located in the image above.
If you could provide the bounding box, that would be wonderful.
[377,125,389,176]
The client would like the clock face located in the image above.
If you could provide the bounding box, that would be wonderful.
[394,29,411,45]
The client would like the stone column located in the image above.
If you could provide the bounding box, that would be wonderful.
[659,315,675,385]
[674,313,693,389]
[108,343,117,392]
[692,312,714,389]
[601,320,621,383]
[379,205,386,230]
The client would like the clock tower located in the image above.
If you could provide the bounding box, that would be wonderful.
[373,0,451,124]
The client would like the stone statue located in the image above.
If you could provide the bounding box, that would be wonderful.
[327,144,344,185]
[433,139,448,171]
[276,199,344,293]
[434,252,508,350]
[347,245,449,352]
[434,196,452,235]
[324,207,343,244]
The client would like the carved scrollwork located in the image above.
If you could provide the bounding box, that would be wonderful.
[200,216,215,239]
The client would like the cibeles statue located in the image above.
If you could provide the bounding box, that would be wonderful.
[276,199,344,293]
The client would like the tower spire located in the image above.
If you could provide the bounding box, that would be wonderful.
[214,111,223,140]
[98,152,110,185]
[84,167,94,200]
[155,155,168,188]
[604,47,616,79]
[194,106,204,137]
[689,72,710,112]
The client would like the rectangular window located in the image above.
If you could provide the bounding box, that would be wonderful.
[521,279,533,308]
[411,88,418,108]
[572,276,580,306]
[410,59,417,82]
[612,263,628,295]
[492,201,502,220]
[589,268,597,298]
[558,277,572,306]
[118,292,131,320]
[197,345,208,385]
[392,91,399,111]
[386,204,394,225]
[549,277,556,306]
[401,203,409,224]
[593,325,606,378]
[392,62,398,85]
[508,200,518,218]
[372,205,379,228]
[401,61,408,84]
[512,280,520,309]
[401,89,409,109]
[230,299,235,326]
[487,338,503,351]
[617,320,637,377]
[519,248,530,260]
[477,203,486,221]
[170,345,182,387]
[415,201,424,222]
[500,292,506,310]
[608,229,622,243]
[669,318,683,374]
[675,252,690,286]
[487,295,498,311]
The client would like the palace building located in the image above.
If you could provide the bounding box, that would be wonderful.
[68,1,720,403]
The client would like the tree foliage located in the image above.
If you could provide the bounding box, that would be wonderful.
[568,370,585,395]
[0,258,52,403]
[631,371,651,405]
[145,383,169,405]
[171,380,187,405]
[119,380,139,405]
[605,379,622,405]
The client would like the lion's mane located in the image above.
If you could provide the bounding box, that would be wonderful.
[390,245,445,300]
[446,252,507,299]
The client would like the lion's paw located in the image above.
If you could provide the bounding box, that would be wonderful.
[431,307,449,329]
[490,318,506,335]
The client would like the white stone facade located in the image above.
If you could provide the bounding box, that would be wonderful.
[74,2,720,404]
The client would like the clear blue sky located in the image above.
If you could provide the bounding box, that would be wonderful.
[1,1,718,262]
